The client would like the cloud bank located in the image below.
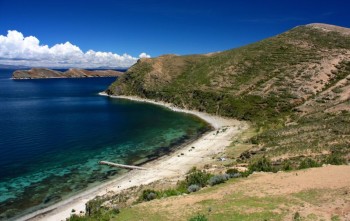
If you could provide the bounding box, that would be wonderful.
[0,30,150,68]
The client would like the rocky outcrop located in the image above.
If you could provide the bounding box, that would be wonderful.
[12,68,123,79]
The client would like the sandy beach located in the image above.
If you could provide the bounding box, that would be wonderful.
[21,94,248,221]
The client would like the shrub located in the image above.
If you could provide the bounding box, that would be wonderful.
[185,170,212,187]
[147,192,157,201]
[226,168,239,174]
[293,211,301,220]
[187,184,201,193]
[239,170,253,177]
[226,168,242,178]
[208,174,229,186]
[109,205,120,214]
[140,189,158,201]
[85,196,105,216]
[188,214,208,221]
[67,214,86,221]
[250,137,259,144]
[323,154,346,165]
[249,156,274,172]
[159,189,181,197]
[298,158,320,169]
[228,173,242,178]
[282,160,293,171]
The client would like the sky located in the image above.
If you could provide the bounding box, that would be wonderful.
[0,0,349,68]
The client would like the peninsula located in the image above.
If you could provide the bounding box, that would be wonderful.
[12,68,123,79]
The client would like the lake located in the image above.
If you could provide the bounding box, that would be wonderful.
[0,69,210,220]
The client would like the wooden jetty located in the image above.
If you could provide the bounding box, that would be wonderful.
[99,161,147,170]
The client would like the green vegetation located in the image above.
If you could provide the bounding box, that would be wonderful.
[108,25,350,125]
[248,156,275,172]
[188,214,208,221]
[136,168,239,203]
[72,24,350,221]
[293,212,301,221]
[107,25,350,171]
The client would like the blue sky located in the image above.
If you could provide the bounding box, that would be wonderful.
[0,0,349,68]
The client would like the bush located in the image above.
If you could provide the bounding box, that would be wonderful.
[226,168,242,178]
[188,214,208,221]
[67,214,86,221]
[208,174,229,186]
[323,154,346,165]
[293,211,301,220]
[226,168,239,174]
[147,192,157,201]
[249,156,274,172]
[282,160,293,171]
[159,189,181,197]
[140,189,158,201]
[239,170,253,177]
[228,173,242,178]
[109,205,120,214]
[187,184,201,193]
[85,196,105,216]
[298,158,320,169]
[185,170,212,187]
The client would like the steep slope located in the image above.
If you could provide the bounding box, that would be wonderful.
[106,23,350,166]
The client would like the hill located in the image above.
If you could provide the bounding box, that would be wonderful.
[12,68,123,79]
[107,23,350,167]
[65,24,350,221]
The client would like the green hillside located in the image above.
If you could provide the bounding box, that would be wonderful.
[107,23,350,166]
[68,23,350,221]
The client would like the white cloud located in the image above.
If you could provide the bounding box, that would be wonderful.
[0,30,151,68]
[139,52,151,58]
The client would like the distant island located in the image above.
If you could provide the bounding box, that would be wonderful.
[12,68,123,79]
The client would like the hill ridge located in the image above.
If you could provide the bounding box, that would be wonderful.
[305,23,350,35]
[106,23,350,167]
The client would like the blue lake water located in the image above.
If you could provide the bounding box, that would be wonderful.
[0,69,210,220]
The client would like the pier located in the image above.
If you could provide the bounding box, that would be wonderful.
[99,161,147,170]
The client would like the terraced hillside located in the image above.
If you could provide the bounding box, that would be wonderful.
[107,23,350,168]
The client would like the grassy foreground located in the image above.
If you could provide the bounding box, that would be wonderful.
[69,165,350,221]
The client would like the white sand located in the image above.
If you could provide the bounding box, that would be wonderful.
[21,94,248,221]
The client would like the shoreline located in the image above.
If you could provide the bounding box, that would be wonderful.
[21,93,248,221]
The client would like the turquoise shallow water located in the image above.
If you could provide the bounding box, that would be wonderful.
[0,69,210,220]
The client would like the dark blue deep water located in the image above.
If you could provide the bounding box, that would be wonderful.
[0,69,209,219]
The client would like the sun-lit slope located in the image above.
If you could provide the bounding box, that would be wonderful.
[107,23,350,122]
[106,23,350,167]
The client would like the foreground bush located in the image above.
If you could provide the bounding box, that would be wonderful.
[226,168,242,178]
[188,214,208,221]
[187,184,201,193]
[323,153,346,165]
[249,156,274,172]
[140,189,158,201]
[184,169,212,187]
[298,158,320,169]
[208,174,230,186]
